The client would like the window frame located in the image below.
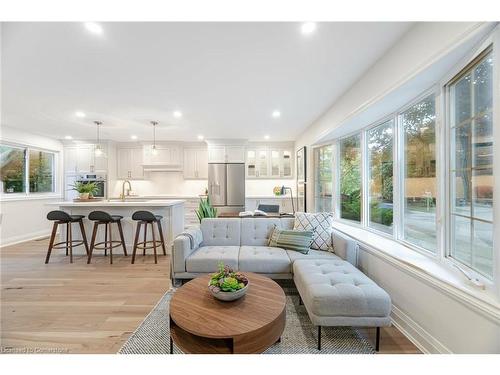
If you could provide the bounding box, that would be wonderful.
[314,144,335,213]
[311,27,499,297]
[0,141,59,199]
[364,115,396,236]
[337,130,364,226]
[442,37,498,288]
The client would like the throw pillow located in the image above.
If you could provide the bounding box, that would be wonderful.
[268,225,313,254]
[293,212,334,252]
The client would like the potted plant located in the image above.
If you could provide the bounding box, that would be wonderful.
[208,262,249,301]
[195,195,217,223]
[70,181,98,200]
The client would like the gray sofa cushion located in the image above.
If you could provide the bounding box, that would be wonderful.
[200,218,241,246]
[239,246,291,274]
[280,217,295,230]
[240,218,281,246]
[185,246,239,273]
[286,249,342,263]
[293,259,391,320]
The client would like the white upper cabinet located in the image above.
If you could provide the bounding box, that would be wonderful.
[117,147,144,179]
[64,144,107,174]
[184,148,208,179]
[224,146,245,163]
[142,144,182,169]
[207,144,245,163]
[207,146,226,163]
[245,144,294,179]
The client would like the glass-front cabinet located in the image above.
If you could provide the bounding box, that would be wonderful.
[246,146,293,179]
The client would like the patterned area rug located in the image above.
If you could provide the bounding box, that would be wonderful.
[118,281,375,354]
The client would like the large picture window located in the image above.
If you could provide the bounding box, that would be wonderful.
[339,134,362,222]
[367,120,394,234]
[314,145,334,212]
[400,94,437,252]
[1,144,56,195]
[448,48,494,278]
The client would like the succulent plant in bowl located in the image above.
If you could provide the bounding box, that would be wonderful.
[208,262,249,301]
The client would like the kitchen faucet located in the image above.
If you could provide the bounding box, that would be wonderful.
[121,180,132,201]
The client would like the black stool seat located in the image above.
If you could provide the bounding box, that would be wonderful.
[131,210,166,264]
[132,210,161,222]
[45,211,89,264]
[88,211,123,222]
[87,211,127,264]
[47,210,85,223]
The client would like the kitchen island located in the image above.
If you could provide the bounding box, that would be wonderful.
[46,200,185,253]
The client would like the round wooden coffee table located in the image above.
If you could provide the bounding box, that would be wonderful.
[169,272,286,354]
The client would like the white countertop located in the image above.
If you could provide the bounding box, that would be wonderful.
[47,199,185,207]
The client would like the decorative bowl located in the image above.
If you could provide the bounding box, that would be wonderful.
[208,280,249,301]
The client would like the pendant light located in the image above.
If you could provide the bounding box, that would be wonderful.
[94,121,103,157]
[151,121,159,155]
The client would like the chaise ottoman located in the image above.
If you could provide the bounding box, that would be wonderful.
[293,259,392,351]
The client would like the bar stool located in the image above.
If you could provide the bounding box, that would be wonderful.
[131,210,167,264]
[45,210,89,264]
[87,211,127,264]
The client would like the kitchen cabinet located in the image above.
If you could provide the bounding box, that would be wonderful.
[117,147,144,179]
[64,144,107,174]
[143,144,182,169]
[184,148,208,179]
[246,147,293,179]
[207,145,245,163]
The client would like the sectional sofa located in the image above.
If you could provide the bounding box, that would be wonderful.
[172,217,392,351]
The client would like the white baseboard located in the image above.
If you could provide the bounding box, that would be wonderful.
[391,304,452,354]
[0,230,52,248]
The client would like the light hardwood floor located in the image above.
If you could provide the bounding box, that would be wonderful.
[0,238,420,354]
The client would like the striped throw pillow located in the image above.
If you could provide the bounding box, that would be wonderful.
[268,225,313,254]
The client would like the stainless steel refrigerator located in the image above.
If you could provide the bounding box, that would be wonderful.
[208,163,245,214]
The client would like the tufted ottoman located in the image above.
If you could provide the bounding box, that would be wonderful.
[293,259,392,351]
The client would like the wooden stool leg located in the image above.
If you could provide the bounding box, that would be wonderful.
[157,220,167,256]
[104,223,108,256]
[68,222,73,263]
[151,222,158,264]
[143,222,147,256]
[45,222,58,264]
[108,223,113,265]
[117,220,127,256]
[131,222,141,264]
[87,222,98,264]
[65,223,69,256]
[79,219,90,256]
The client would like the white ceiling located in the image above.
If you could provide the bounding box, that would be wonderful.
[1,22,413,142]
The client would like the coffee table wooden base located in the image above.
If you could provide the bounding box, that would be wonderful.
[169,273,286,354]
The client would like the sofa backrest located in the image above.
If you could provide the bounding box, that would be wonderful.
[280,217,295,230]
[200,218,241,246]
[240,218,281,246]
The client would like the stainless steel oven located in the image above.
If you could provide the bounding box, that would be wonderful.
[76,174,107,198]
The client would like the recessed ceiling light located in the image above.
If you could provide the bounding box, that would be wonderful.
[84,22,103,35]
[75,111,86,118]
[272,110,281,118]
[130,135,138,140]
[197,135,204,140]
[264,135,270,140]
[173,110,183,118]
[64,135,73,140]
[301,22,317,35]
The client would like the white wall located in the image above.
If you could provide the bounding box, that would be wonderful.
[294,22,500,353]
[0,125,64,246]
